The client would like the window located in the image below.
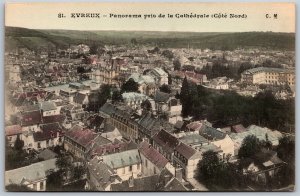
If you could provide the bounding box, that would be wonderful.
[145,160,148,168]
[33,183,37,190]
[154,167,156,174]
[129,165,132,172]
[37,142,41,148]
[40,181,44,190]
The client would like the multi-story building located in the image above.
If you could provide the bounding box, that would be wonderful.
[241,67,295,86]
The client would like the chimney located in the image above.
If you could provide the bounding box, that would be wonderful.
[175,167,183,182]
[128,175,134,187]
[164,174,172,185]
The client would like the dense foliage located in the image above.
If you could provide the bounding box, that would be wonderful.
[196,150,246,190]
[179,82,295,133]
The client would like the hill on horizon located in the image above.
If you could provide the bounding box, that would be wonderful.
[5,26,295,52]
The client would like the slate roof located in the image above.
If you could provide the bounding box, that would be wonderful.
[5,125,22,136]
[164,177,189,191]
[38,149,58,160]
[87,157,119,190]
[5,159,57,186]
[154,91,170,103]
[74,93,87,105]
[152,130,179,154]
[138,141,169,169]
[200,125,226,140]
[100,149,141,169]
[178,134,208,146]
[110,175,160,191]
[99,103,117,116]
[38,101,57,111]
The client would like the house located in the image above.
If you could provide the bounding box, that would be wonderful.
[97,149,142,180]
[153,91,182,124]
[100,123,123,141]
[147,67,169,85]
[5,158,57,191]
[19,110,42,132]
[64,127,111,159]
[86,157,122,191]
[5,125,22,147]
[110,168,191,191]
[138,141,175,177]
[38,101,60,117]
[199,125,235,157]
[128,73,156,96]
[152,129,180,162]
[22,122,64,151]
[242,149,285,186]
[122,92,150,110]
[73,92,89,108]
[173,142,202,179]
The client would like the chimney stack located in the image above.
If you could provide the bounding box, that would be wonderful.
[175,167,183,182]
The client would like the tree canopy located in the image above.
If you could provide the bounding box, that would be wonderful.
[121,78,139,93]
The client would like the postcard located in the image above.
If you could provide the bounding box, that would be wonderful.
[4,2,295,192]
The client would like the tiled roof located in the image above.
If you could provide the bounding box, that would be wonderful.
[175,142,196,159]
[20,111,42,127]
[232,124,246,133]
[65,129,99,148]
[139,141,169,169]
[152,130,179,154]
[42,114,66,124]
[33,123,62,142]
[5,125,22,136]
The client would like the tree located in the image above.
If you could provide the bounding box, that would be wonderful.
[121,78,139,93]
[141,99,152,114]
[161,50,174,60]
[55,155,72,172]
[173,59,181,71]
[112,90,123,103]
[180,77,191,117]
[14,134,24,152]
[159,84,171,94]
[238,135,261,159]
[46,171,63,191]
[72,166,86,181]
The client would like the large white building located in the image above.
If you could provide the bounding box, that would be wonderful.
[241,67,295,86]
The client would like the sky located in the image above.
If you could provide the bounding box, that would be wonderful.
[5,2,295,33]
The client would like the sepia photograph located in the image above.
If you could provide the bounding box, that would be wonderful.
[4,2,295,192]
